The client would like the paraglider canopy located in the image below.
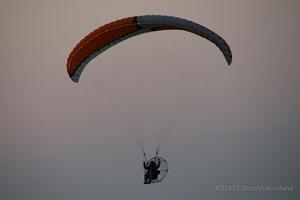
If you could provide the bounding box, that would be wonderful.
[67,15,232,83]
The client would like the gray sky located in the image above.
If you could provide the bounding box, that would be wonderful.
[1,0,299,199]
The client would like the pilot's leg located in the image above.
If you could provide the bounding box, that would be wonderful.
[145,172,150,184]
[144,173,147,184]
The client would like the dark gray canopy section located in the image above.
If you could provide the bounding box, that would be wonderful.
[136,15,232,65]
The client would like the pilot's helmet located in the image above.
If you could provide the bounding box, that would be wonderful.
[150,161,156,167]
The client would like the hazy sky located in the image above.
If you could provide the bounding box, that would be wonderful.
[1,0,299,199]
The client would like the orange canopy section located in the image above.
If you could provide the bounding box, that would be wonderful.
[67,16,137,78]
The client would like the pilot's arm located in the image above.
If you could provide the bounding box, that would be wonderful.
[156,159,161,169]
[143,161,148,169]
